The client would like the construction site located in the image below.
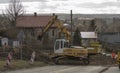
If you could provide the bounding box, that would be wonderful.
[0,11,120,72]
[0,0,120,73]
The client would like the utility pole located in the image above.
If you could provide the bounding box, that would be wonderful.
[70,10,73,46]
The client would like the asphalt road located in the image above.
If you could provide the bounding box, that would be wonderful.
[103,67,120,73]
[2,65,120,73]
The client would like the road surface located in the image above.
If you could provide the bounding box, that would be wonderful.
[103,67,120,73]
[2,65,120,73]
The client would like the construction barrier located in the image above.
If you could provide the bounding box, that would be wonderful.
[29,51,36,64]
[5,52,12,67]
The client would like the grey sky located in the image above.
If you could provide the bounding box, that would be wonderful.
[78,2,120,8]
[0,0,10,3]
[0,0,120,14]
[0,0,48,3]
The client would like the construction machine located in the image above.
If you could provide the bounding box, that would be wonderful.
[116,51,120,69]
[38,14,89,65]
[87,42,102,55]
[38,14,71,41]
[51,39,89,65]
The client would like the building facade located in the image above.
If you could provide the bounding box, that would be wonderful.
[16,13,61,49]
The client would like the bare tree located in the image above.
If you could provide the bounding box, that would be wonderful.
[0,16,8,29]
[3,0,24,27]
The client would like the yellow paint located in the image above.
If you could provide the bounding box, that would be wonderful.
[117,52,120,64]
[88,42,102,54]
[63,48,88,57]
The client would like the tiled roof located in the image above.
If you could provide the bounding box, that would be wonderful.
[16,15,57,28]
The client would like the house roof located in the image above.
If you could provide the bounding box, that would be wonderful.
[80,32,97,38]
[16,15,57,28]
[78,18,94,21]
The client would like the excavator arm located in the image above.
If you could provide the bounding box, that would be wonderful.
[37,14,57,40]
[54,20,71,41]
[38,14,71,41]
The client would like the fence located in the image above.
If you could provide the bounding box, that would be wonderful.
[102,42,120,52]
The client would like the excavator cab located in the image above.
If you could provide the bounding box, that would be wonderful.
[54,39,69,53]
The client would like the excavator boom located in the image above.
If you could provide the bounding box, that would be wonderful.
[38,14,57,40]
[38,14,71,41]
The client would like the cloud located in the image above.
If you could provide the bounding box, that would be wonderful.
[77,1,120,8]
[39,2,59,9]
[94,7,120,14]
[0,3,8,13]
[0,0,49,4]
[0,0,120,14]
[52,0,69,1]
[0,0,10,3]
[22,0,48,2]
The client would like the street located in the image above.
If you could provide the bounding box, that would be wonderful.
[2,65,119,73]
[103,67,120,73]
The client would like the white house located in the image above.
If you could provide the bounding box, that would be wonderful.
[80,32,97,46]
[1,38,8,46]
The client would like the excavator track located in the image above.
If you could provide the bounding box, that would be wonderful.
[52,56,89,65]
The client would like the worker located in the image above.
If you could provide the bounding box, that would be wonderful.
[111,50,117,64]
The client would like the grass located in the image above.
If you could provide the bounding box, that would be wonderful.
[0,60,48,72]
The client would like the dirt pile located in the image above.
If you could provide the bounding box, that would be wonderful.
[89,54,114,65]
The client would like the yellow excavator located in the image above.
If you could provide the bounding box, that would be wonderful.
[38,14,89,65]
[38,14,71,41]
[116,51,120,69]
[87,42,102,55]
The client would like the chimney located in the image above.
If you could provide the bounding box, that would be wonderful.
[53,13,55,16]
[34,12,37,16]
[52,13,57,19]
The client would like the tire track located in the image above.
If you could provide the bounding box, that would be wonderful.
[99,66,111,73]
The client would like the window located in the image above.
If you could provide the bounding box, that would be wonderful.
[61,41,63,48]
[52,30,55,36]
[55,41,59,50]
[64,41,69,48]
[31,29,35,36]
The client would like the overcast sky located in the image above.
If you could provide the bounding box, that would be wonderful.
[0,0,120,14]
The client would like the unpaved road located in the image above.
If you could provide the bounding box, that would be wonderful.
[1,65,119,73]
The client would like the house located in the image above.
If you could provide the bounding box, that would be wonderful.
[0,37,8,47]
[16,13,61,49]
[80,32,97,46]
[76,18,96,31]
[98,32,120,43]
[1,28,21,48]
[98,32,120,50]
